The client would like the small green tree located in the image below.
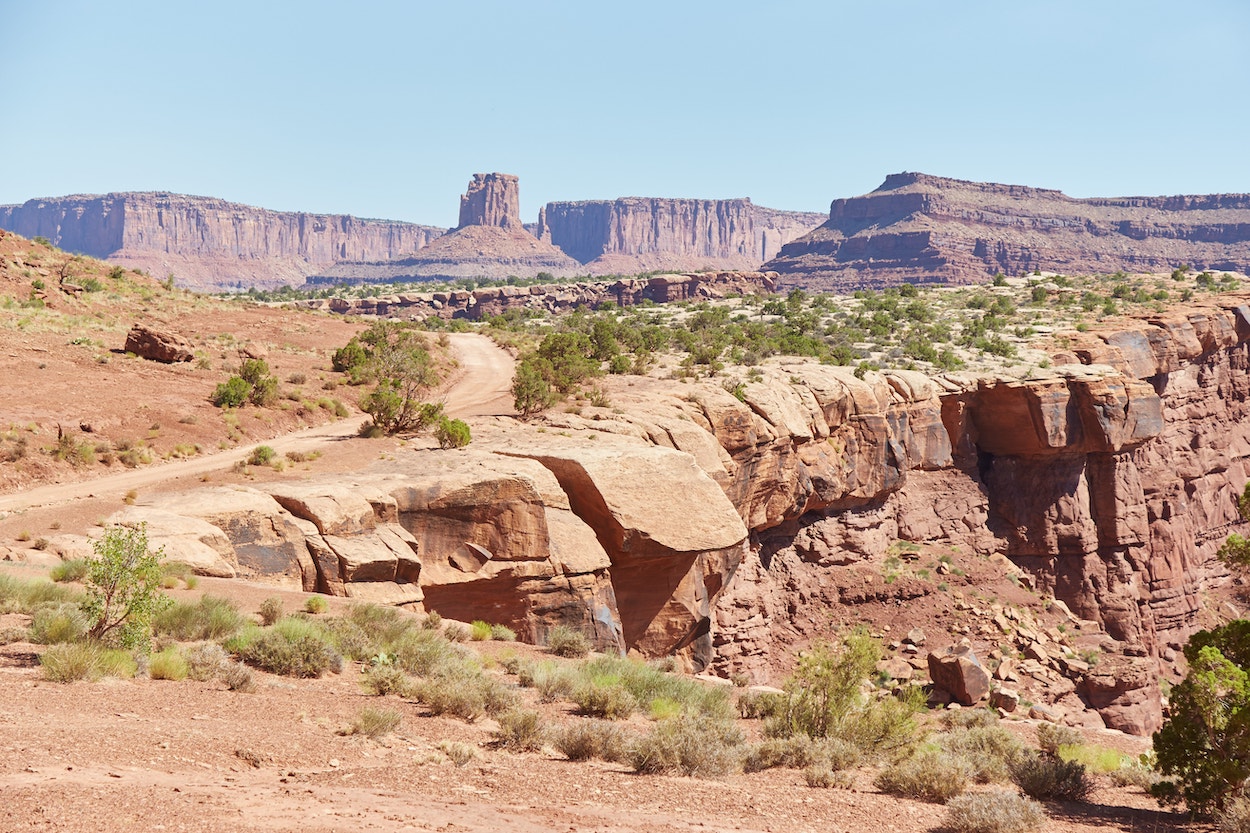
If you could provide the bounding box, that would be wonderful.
[512,359,556,418]
[435,417,471,449]
[1153,621,1250,812]
[212,376,252,408]
[1218,483,1250,570]
[348,322,440,434]
[83,524,172,650]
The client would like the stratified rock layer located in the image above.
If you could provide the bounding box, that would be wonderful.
[0,193,445,292]
[766,172,1250,291]
[536,198,824,274]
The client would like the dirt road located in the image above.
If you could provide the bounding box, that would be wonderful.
[0,333,514,516]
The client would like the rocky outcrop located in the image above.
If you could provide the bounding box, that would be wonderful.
[928,640,991,706]
[766,172,1250,291]
[124,324,194,363]
[0,193,445,292]
[314,174,581,283]
[459,173,521,229]
[537,198,824,274]
[297,271,778,318]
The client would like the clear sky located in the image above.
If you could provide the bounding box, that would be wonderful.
[1,1,1247,228]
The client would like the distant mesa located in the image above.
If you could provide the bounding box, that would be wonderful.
[765,171,1250,291]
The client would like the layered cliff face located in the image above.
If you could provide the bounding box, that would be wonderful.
[536,198,824,274]
[766,172,1250,291]
[0,193,445,292]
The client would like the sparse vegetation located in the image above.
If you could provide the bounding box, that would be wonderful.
[944,790,1046,833]
[546,625,591,658]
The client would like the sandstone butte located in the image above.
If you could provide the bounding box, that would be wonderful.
[55,292,1250,738]
[765,171,1250,291]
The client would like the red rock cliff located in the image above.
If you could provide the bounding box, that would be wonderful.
[765,172,1250,291]
[0,193,446,292]
[536,198,824,274]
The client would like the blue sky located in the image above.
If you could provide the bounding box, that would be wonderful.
[1,1,1247,227]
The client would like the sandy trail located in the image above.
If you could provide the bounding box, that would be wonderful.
[0,333,514,516]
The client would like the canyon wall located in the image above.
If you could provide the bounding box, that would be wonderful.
[123,294,1250,734]
[766,172,1250,291]
[0,193,446,292]
[536,198,825,274]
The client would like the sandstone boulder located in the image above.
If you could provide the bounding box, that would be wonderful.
[108,506,237,578]
[1077,654,1162,736]
[927,639,991,706]
[124,324,194,363]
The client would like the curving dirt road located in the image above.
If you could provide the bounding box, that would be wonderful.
[0,333,515,516]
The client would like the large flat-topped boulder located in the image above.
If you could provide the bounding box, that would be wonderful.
[108,506,237,578]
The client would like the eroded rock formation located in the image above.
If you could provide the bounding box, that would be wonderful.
[297,271,778,319]
[0,193,445,292]
[766,172,1250,291]
[536,198,824,274]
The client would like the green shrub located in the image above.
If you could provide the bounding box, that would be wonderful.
[745,736,821,772]
[469,620,493,641]
[553,719,632,762]
[347,706,401,739]
[0,575,79,614]
[40,642,103,682]
[361,664,410,696]
[944,790,1046,833]
[490,623,517,642]
[410,666,515,722]
[437,740,478,766]
[212,376,252,408]
[28,603,88,644]
[258,597,284,626]
[232,617,341,678]
[1009,751,1092,802]
[154,595,245,641]
[83,524,171,650]
[97,648,139,679]
[1035,722,1081,755]
[303,595,328,614]
[149,647,189,680]
[574,681,638,720]
[492,709,546,751]
[1057,742,1129,774]
[629,715,744,778]
[519,660,577,703]
[547,625,591,658]
[392,629,468,678]
[435,417,471,449]
[940,724,1023,783]
[874,748,972,802]
[738,689,787,720]
[247,445,276,466]
[50,559,90,583]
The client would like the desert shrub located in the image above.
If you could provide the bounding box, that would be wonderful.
[154,595,245,641]
[553,719,632,762]
[0,626,26,645]
[490,623,517,642]
[574,680,638,720]
[391,629,469,678]
[40,642,103,682]
[511,360,556,417]
[518,660,577,703]
[97,648,139,679]
[745,735,821,773]
[149,647,189,680]
[361,664,410,697]
[629,714,744,778]
[248,375,277,407]
[258,597,284,626]
[185,642,231,681]
[492,709,546,751]
[1108,758,1162,790]
[738,688,788,720]
[220,660,255,692]
[0,575,79,614]
[804,765,857,789]
[347,706,401,739]
[303,595,328,614]
[410,667,515,722]
[1057,742,1129,774]
[437,740,478,766]
[940,724,1024,783]
[346,602,418,646]
[247,445,276,466]
[1009,751,1092,802]
[943,708,1002,731]
[28,602,88,644]
[874,747,972,803]
[159,561,194,589]
[469,620,492,641]
[231,617,341,678]
[212,376,252,408]
[1035,722,1081,755]
[547,625,591,658]
[944,790,1047,833]
[50,559,89,583]
[83,524,171,650]
[435,417,471,449]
